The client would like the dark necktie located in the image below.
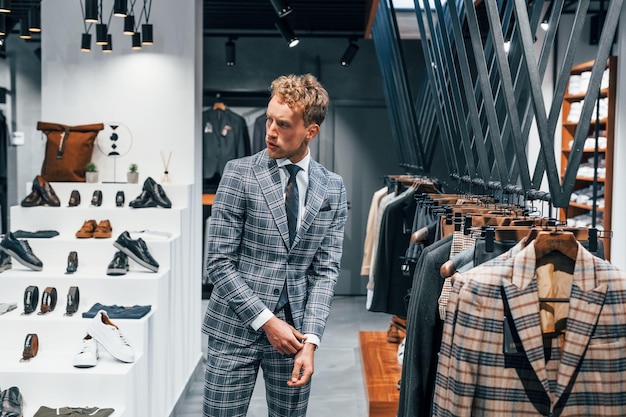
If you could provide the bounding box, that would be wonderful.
[275,164,301,319]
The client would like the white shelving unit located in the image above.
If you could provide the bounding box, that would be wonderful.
[0,181,202,417]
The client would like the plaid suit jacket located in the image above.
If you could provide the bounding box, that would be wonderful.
[433,241,626,416]
[202,149,348,347]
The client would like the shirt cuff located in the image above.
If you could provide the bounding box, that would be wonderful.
[304,334,320,347]
[250,308,274,331]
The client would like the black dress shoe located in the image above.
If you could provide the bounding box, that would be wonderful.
[68,190,81,207]
[21,189,45,207]
[113,231,159,272]
[115,191,125,207]
[106,251,129,275]
[91,190,103,207]
[129,190,158,208]
[66,251,78,274]
[144,177,172,208]
[0,250,12,273]
[0,232,43,271]
[33,175,61,206]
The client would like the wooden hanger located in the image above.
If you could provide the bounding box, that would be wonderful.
[533,229,579,261]
[213,102,226,111]
[411,226,429,243]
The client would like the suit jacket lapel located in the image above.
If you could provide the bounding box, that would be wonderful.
[297,159,328,245]
[252,151,290,248]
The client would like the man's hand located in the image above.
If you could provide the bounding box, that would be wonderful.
[262,316,306,355]
[287,342,315,387]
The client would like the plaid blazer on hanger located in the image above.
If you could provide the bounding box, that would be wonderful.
[433,240,626,416]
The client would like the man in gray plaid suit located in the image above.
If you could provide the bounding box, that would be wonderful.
[202,74,348,417]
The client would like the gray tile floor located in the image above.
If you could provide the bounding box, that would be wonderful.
[174,295,393,417]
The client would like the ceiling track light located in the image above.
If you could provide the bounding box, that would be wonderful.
[340,41,359,67]
[275,17,299,48]
[29,7,41,33]
[102,34,113,52]
[269,0,293,18]
[19,18,31,39]
[85,0,98,23]
[113,0,127,17]
[225,38,236,66]
[96,23,108,45]
[81,32,92,52]
[132,32,141,50]
[141,23,153,45]
[0,0,10,14]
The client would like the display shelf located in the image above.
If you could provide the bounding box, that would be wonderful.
[560,57,616,260]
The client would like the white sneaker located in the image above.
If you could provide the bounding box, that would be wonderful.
[73,335,99,368]
[87,310,135,363]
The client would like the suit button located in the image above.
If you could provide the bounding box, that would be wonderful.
[273,289,280,295]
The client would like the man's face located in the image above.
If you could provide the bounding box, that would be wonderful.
[265,95,318,163]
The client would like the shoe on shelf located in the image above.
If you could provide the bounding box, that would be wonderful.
[20,189,45,207]
[144,177,172,208]
[93,220,113,239]
[0,250,12,273]
[91,190,103,207]
[66,251,78,274]
[73,335,99,368]
[87,310,135,363]
[106,251,129,276]
[115,191,125,207]
[68,190,81,207]
[113,231,159,272]
[33,175,61,207]
[76,220,97,238]
[0,232,43,271]
[129,190,158,209]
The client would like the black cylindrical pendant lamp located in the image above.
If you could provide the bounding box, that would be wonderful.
[85,0,98,23]
[81,33,92,52]
[19,19,31,39]
[96,23,108,45]
[132,32,141,49]
[141,24,153,45]
[102,34,113,52]
[0,0,11,14]
[0,14,5,36]
[113,0,127,17]
[123,15,135,35]
[29,7,41,33]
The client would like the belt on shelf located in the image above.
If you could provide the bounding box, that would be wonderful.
[65,286,80,316]
[39,287,57,315]
[23,286,39,315]
[21,333,39,362]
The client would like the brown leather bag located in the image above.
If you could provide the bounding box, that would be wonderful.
[37,122,104,182]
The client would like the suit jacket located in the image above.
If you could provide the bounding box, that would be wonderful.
[202,149,348,347]
[433,241,626,416]
[202,107,251,179]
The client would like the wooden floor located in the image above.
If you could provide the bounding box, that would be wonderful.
[359,331,402,417]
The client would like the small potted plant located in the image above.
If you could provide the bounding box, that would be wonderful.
[85,162,98,183]
[127,163,139,184]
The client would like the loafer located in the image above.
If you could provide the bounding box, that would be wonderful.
[73,335,99,368]
[87,310,135,363]
[0,232,43,271]
[144,177,172,208]
[76,219,97,238]
[20,189,45,207]
[115,191,125,207]
[0,250,12,273]
[66,251,78,274]
[91,190,103,207]
[113,231,159,272]
[106,251,129,276]
[68,190,81,207]
[33,175,61,206]
[93,220,112,239]
[129,190,158,208]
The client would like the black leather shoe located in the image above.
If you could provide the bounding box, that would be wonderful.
[0,250,12,273]
[115,191,125,207]
[106,251,129,276]
[113,231,159,272]
[144,177,172,208]
[0,232,43,271]
[66,251,78,274]
[33,175,61,206]
[21,189,45,207]
[129,190,158,208]
[91,190,103,207]
[68,190,81,207]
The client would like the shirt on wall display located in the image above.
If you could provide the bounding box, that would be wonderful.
[202,104,251,193]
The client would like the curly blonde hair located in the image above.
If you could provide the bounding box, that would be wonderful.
[270,74,329,127]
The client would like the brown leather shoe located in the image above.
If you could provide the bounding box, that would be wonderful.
[387,324,402,343]
[33,175,61,206]
[93,220,112,238]
[76,220,97,238]
[21,189,44,207]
